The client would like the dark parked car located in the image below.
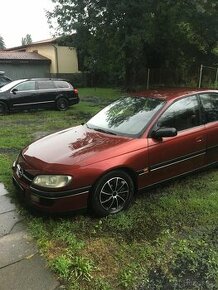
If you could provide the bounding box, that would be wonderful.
[0,78,79,114]
[12,89,218,216]
[0,71,12,88]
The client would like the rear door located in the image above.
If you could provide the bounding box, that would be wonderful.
[199,92,218,164]
[146,94,207,185]
[35,80,57,108]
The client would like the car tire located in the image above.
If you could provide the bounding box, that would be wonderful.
[56,97,69,111]
[90,170,134,217]
[0,101,8,115]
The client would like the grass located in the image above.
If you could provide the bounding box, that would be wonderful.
[0,87,217,289]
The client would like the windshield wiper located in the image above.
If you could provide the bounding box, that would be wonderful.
[92,128,117,135]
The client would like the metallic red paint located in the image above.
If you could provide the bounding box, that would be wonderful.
[12,89,218,214]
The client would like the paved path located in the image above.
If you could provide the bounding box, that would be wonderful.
[0,183,61,290]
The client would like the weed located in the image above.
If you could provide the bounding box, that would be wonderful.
[51,254,72,280]
[90,277,112,290]
[71,256,94,282]
[50,220,85,251]
[119,268,137,289]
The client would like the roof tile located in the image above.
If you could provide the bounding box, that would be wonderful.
[0,51,50,62]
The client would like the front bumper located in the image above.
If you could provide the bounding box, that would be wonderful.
[12,162,90,213]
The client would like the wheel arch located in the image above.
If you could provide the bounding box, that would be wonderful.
[89,166,138,197]
[55,95,69,111]
[55,93,65,102]
[0,100,9,114]
[87,166,138,216]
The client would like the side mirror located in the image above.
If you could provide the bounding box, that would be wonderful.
[151,127,177,139]
[11,88,18,94]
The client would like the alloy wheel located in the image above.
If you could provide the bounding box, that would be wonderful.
[99,176,130,213]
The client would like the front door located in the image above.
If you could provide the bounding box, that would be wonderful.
[10,81,36,110]
[146,94,207,186]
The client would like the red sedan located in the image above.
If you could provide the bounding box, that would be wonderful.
[12,89,218,216]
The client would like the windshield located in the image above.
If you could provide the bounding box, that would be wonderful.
[87,96,165,137]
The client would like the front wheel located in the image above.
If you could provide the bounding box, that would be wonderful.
[0,102,8,115]
[56,97,69,111]
[90,170,134,217]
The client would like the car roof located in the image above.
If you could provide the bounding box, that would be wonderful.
[0,78,73,92]
[1,78,66,85]
[29,78,67,81]
[134,88,218,101]
[4,78,68,83]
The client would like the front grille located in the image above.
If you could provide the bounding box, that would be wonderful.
[15,163,34,185]
[22,169,34,183]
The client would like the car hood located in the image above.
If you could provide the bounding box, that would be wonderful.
[22,125,136,172]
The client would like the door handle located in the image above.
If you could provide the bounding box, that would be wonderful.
[195,137,203,143]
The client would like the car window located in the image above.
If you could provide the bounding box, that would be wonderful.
[199,93,218,123]
[37,81,55,90]
[14,81,36,91]
[54,81,71,89]
[157,95,201,131]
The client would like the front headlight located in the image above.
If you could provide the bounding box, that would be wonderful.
[33,175,72,189]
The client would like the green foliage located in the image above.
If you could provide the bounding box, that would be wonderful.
[71,256,94,281]
[49,219,85,251]
[0,154,17,191]
[79,88,122,99]
[21,34,32,46]
[90,278,112,290]
[136,232,218,290]
[119,268,137,289]
[51,254,72,279]
[47,0,218,87]
[51,254,94,282]
[0,35,5,49]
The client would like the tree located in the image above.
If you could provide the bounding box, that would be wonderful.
[21,34,33,46]
[47,0,153,85]
[0,35,5,49]
[47,0,218,87]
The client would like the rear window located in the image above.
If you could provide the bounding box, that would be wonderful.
[54,81,71,89]
[200,93,218,122]
[37,81,55,90]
